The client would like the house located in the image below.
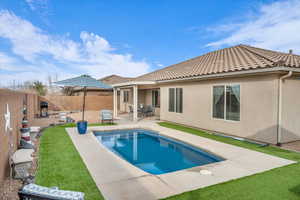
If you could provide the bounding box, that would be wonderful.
[112,44,300,145]
[72,75,133,96]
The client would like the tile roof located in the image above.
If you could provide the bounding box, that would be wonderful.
[99,75,134,85]
[134,44,300,82]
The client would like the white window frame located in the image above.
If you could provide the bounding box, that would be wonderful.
[211,84,241,122]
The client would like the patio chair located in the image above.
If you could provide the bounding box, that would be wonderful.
[129,105,144,117]
[18,184,84,200]
[100,110,113,124]
[144,105,155,117]
[129,105,133,113]
[58,112,67,123]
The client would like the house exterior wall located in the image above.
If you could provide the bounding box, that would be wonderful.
[138,90,146,105]
[145,90,152,105]
[281,77,300,143]
[159,74,281,144]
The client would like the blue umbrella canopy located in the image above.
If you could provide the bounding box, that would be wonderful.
[54,75,112,123]
[54,74,111,89]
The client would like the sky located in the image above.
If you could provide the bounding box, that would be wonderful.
[0,0,300,86]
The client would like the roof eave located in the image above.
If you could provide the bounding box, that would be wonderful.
[156,67,300,83]
[112,81,156,88]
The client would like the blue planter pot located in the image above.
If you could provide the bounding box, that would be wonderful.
[77,121,88,134]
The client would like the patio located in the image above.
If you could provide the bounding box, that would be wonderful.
[67,111,159,124]
[113,82,160,122]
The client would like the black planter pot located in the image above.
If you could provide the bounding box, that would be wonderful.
[77,121,88,134]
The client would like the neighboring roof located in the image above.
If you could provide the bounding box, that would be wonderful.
[99,75,134,85]
[134,44,300,82]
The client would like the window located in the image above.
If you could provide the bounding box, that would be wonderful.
[213,85,240,121]
[226,85,240,121]
[169,88,183,113]
[152,90,160,107]
[123,91,129,102]
[169,88,175,112]
[213,86,225,119]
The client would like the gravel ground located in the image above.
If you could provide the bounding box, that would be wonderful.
[0,178,22,200]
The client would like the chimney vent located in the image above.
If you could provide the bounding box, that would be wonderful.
[289,49,293,54]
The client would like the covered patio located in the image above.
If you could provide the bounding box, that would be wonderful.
[112,81,160,122]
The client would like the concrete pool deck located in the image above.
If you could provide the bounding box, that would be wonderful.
[66,122,295,200]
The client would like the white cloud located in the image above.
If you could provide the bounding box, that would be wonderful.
[0,52,21,71]
[0,10,151,85]
[206,0,300,53]
[0,51,76,86]
[25,0,48,11]
[154,62,164,68]
[0,10,82,62]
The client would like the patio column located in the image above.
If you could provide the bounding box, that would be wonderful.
[133,85,138,121]
[113,88,118,118]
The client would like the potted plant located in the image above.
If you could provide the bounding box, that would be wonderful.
[77,120,87,134]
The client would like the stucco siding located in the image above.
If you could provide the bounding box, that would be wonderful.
[138,90,146,105]
[281,77,300,143]
[145,90,152,105]
[160,74,279,144]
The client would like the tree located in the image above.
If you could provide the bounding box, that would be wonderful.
[61,86,74,96]
[33,81,47,96]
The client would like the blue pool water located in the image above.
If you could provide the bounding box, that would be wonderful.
[94,129,223,175]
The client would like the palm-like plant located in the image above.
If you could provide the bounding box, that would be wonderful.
[61,86,74,96]
[33,81,47,96]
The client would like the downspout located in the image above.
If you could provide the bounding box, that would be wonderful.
[277,71,293,146]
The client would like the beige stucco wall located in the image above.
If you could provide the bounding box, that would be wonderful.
[281,77,300,143]
[160,74,280,144]
[138,90,146,105]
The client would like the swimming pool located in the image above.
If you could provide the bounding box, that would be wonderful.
[94,129,223,175]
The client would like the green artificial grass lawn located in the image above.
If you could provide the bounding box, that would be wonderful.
[158,122,300,200]
[35,123,114,200]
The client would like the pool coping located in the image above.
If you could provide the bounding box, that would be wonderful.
[66,122,296,200]
[93,128,226,173]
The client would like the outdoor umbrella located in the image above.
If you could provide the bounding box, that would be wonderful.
[54,75,112,133]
